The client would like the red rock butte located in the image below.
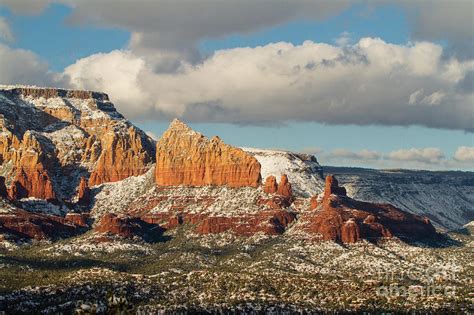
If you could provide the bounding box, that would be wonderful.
[299,175,438,244]
[155,119,261,188]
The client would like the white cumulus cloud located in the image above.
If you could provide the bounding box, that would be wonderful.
[327,149,381,161]
[64,38,474,131]
[388,148,445,164]
[454,146,474,162]
[0,44,62,86]
[318,146,474,170]
[64,50,150,114]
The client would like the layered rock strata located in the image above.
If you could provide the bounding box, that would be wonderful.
[0,209,84,240]
[155,119,261,188]
[0,86,155,202]
[94,213,163,240]
[298,175,438,244]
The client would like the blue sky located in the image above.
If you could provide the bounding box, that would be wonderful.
[0,1,472,170]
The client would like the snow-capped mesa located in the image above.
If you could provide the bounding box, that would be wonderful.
[242,147,325,197]
[0,85,155,201]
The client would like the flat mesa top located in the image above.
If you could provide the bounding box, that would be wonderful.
[0,85,109,101]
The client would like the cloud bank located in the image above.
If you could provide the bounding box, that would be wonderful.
[306,146,474,170]
[64,38,474,131]
[0,44,62,86]
[0,1,472,133]
[454,146,474,162]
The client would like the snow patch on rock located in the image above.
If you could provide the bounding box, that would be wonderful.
[242,147,324,197]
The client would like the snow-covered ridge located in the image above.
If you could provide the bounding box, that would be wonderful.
[324,166,474,230]
[242,147,324,197]
[0,85,123,127]
[90,166,276,218]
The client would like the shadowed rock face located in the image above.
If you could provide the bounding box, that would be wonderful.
[0,209,83,240]
[0,86,155,201]
[0,176,7,199]
[77,177,91,206]
[194,210,296,236]
[140,210,296,236]
[9,168,56,201]
[299,175,438,244]
[155,119,261,188]
[94,213,163,241]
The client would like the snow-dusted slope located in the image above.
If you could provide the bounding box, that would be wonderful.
[0,85,155,199]
[242,148,324,197]
[464,221,474,228]
[324,167,474,230]
[238,149,473,230]
[90,166,275,219]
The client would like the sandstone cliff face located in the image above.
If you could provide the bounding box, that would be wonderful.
[263,176,278,194]
[0,209,82,241]
[94,213,163,241]
[9,168,56,201]
[65,213,89,227]
[6,131,57,201]
[194,210,296,236]
[155,119,261,187]
[323,175,346,201]
[139,209,296,236]
[277,175,292,199]
[0,86,155,201]
[263,175,293,199]
[89,126,153,186]
[77,177,91,206]
[298,175,438,244]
